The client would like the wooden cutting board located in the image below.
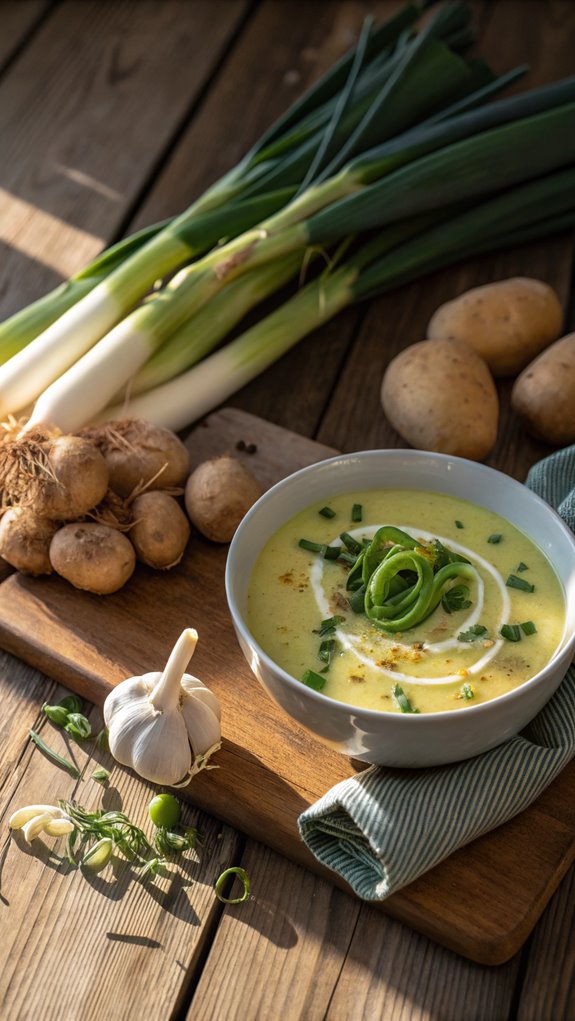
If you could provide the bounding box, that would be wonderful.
[0,407,573,966]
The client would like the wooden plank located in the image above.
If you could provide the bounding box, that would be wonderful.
[188,841,519,1021]
[516,863,575,1021]
[0,1,50,72]
[0,660,242,1021]
[0,409,573,965]
[0,0,248,317]
[316,0,575,480]
[188,843,361,1021]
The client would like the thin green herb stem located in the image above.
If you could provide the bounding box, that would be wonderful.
[29,730,81,778]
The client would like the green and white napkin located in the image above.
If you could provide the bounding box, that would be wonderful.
[298,447,575,900]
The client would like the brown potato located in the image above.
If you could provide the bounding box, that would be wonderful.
[0,508,58,575]
[427,278,563,376]
[511,332,575,446]
[130,491,190,569]
[50,523,136,594]
[185,455,262,543]
[381,338,499,461]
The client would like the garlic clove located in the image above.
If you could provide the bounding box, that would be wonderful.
[44,817,75,837]
[181,674,222,720]
[130,711,193,785]
[9,805,61,829]
[103,675,155,726]
[22,812,55,843]
[180,690,222,758]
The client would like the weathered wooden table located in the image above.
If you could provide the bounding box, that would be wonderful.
[1,2,574,1018]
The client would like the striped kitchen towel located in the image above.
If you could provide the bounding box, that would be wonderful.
[298,446,575,900]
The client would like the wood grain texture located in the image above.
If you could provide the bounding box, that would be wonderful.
[0,663,242,1021]
[0,1,50,72]
[516,862,575,1021]
[0,409,572,965]
[0,0,247,317]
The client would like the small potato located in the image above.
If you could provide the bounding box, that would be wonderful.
[50,523,136,594]
[427,277,563,376]
[511,332,575,446]
[130,492,190,569]
[381,338,499,461]
[185,455,262,543]
[0,508,58,575]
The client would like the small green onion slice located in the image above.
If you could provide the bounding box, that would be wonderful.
[323,544,342,560]
[501,623,522,642]
[43,703,71,727]
[521,620,537,636]
[319,506,336,519]
[340,532,362,555]
[455,520,464,529]
[458,624,487,643]
[318,615,343,637]
[91,767,110,784]
[442,584,472,614]
[65,713,92,740]
[302,669,326,691]
[214,866,251,904]
[517,561,529,573]
[506,574,534,592]
[392,684,420,714]
[29,730,80,778]
[461,683,475,700]
[299,538,325,553]
[488,534,502,544]
[318,638,337,669]
[351,504,363,522]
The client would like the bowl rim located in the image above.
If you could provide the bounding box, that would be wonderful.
[225,448,575,723]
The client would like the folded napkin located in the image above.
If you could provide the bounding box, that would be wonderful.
[298,447,575,900]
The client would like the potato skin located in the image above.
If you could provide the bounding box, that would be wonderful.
[39,436,109,519]
[427,277,563,376]
[50,523,136,594]
[185,455,262,543]
[130,492,190,569]
[0,508,58,575]
[511,332,575,446]
[381,338,499,461]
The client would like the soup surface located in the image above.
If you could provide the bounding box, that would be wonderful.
[247,489,565,713]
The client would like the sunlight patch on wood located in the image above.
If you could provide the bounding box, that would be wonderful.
[0,187,104,277]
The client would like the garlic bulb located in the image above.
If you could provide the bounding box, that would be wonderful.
[9,804,74,842]
[103,628,221,785]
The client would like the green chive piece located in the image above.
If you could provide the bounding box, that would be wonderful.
[319,506,336,519]
[299,538,325,553]
[302,669,326,691]
[29,730,81,778]
[501,623,522,642]
[461,683,475,700]
[91,767,111,784]
[487,534,502,544]
[323,544,342,560]
[318,615,344,637]
[65,713,92,740]
[96,728,109,753]
[506,574,535,592]
[214,866,251,904]
[392,684,420,714]
[351,504,363,522]
[458,624,488,642]
[59,695,83,713]
[42,703,71,727]
[455,520,464,529]
[318,637,337,669]
[442,584,472,614]
[517,561,529,572]
[340,532,362,555]
[348,586,366,613]
[521,620,537,636]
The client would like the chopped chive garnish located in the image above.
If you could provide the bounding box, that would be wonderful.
[461,683,475,700]
[302,669,326,691]
[340,532,362,555]
[506,574,534,592]
[455,520,464,529]
[392,684,420,714]
[323,544,342,560]
[521,620,537,636]
[29,730,81,778]
[351,504,363,522]
[501,623,522,642]
[338,551,358,567]
[298,538,341,560]
[442,584,472,614]
[318,638,337,669]
[458,624,487,642]
[348,586,366,613]
[488,534,502,544]
[319,615,344,636]
[517,562,529,573]
[319,506,336,519]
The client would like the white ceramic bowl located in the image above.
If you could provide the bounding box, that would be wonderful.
[225,450,575,767]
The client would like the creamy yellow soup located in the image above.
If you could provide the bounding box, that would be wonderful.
[247,490,565,714]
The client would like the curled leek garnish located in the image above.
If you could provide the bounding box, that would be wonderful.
[347,526,477,633]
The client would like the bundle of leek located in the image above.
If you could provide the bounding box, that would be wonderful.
[0,0,573,435]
